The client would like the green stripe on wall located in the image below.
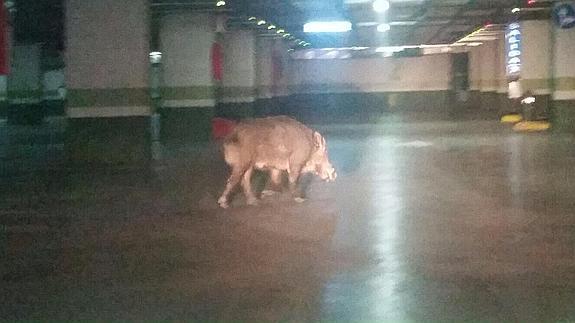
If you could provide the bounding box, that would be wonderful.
[481,79,499,89]
[68,88,150,107]
[161,86,215,100]
[521,79,551,90]
[221,86,256,98]
[555,77,575,91]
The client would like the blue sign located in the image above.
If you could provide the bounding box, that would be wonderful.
[554,2,575,29]
[506,22,521,77]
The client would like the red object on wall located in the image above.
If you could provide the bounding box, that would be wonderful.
[211,42,223,82]
[0,0,9,75]
[211,117,237,140]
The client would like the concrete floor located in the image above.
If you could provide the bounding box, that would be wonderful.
[2,118,575,321]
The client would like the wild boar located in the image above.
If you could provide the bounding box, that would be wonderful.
[218,116,336,208]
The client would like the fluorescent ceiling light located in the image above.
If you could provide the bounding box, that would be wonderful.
[372,0,390,13]
[304,21,352,33]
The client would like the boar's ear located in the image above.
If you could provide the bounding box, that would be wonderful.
[313,131,326,151]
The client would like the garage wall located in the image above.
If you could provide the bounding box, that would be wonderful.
[288,54,452,93]
[279,53,455,123]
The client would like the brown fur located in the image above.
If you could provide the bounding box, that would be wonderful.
[218,116,336,208]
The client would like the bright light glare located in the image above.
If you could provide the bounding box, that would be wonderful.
[372,0,390,13]
[216,0,225,7]
[511,7,520,13]
[377,23,391,32]
[268,25,276,30]
[304,21,352,33]
[257,20,266,25]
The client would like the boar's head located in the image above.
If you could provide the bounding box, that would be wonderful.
[303,131,337,182]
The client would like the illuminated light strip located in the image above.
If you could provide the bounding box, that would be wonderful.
[304,21,352,33]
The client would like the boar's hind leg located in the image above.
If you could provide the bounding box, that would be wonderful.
[262,168,283,197]
[241,166,258,205]
[218,166,247,208]
[287,165,305,203]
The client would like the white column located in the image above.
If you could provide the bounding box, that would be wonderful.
[479,41,498,93]
[553,23,575,100]
[468,46,482,92]
[160,13,216,108]
[520,20,552,95]
[221,30,256,103]
[256,37,274,99]
[65,0,150,118]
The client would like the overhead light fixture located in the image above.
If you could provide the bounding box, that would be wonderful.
[377,23,391,32]
[372,0,390,13]
[511,7,521,13]
[276,29,285,34]
[248,16,257,21]
[282,33,291,38]
[216,0,225,7]
[257,20,266,25]
[268,25,276,30]
[304,21,352,33]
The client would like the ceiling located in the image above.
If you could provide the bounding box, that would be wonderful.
[152,0,554,48]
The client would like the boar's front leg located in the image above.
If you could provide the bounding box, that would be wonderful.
[218,166,246,208]
[241,166,258,206]
[288,164,305,203]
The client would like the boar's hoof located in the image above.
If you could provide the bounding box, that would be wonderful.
[217,196,230,209]
[246,197,260,206]
[261,190,278,197]
[294,197,306,203]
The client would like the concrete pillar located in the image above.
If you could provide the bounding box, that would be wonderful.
[219,30,256,118]
[255,37,289,116]
[467,46,482,110]
[478,41,498,113]
[552,20,575,131]
[496,36,509,114]
[0,75,6,117]
[7,44,43,124]
[256,37,274,101]
[42,69,66,116]
[519,19,552,119]
[65,0,151,165]
[159,12,216,140]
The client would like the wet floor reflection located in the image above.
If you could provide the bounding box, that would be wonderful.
[320,124,575,321]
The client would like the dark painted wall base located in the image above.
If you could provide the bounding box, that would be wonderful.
[65,116,151,166]
[159,107,214,142]
[7,104,45,125]
[552,100,575,133]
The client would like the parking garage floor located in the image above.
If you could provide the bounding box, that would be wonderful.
[2,117,575,321]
